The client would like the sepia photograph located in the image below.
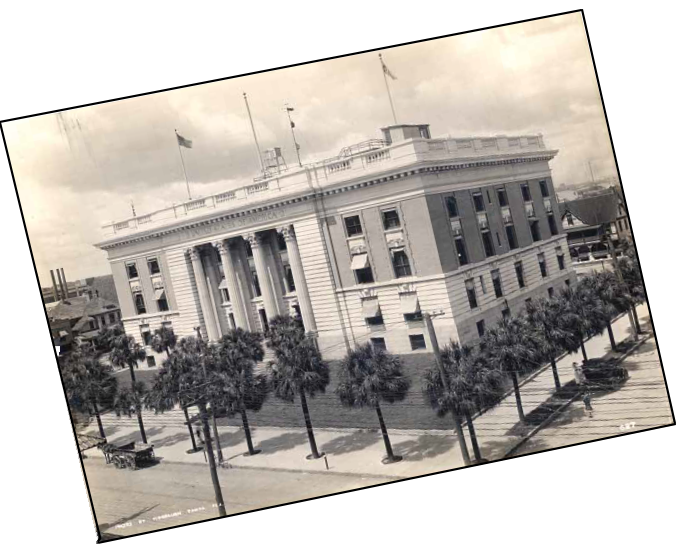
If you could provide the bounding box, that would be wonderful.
[0,7,676,543]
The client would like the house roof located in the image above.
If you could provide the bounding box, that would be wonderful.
[560,191,618,226]
[47,296,119,322]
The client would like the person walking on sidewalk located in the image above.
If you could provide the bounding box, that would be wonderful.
[573,362,594,417]
[582,391,594,418]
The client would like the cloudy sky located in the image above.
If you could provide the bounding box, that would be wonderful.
[4,12,616,288]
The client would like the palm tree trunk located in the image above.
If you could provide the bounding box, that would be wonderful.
[450,408,471,466]
[92,400,106,441]
[183,405,198,452]
[511,371,525,423]
[136,407,147,444]
[210,411,223,463]
[128,363,136,386]
[198,401,226,517]
[375,402,400,463]
[464,414,482,463]
[550,357,561,392]
[607,321,617,351]
[299,388,321,459]
[580,339,588,362]
[240,406,260,456]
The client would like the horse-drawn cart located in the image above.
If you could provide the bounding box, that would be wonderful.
[101,441,156,470]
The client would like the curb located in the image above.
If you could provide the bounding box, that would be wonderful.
[502,333,650,458]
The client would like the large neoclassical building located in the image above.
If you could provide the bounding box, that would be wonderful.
[96,123,575,361]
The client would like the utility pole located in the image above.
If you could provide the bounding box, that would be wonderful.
[193,326,224,462]
[424,311,472,466]
[198,400,226,517]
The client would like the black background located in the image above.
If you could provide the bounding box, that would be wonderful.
[1,10,678,544]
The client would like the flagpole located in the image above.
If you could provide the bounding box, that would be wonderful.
[285,104,302,167]
[379,53,398,125]
[175,129,192,200]
[243,92,265,172]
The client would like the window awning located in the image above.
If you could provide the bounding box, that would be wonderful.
[59,330,68,337]
[399,292,419,315]
[361,298,380,319]
[218,277,228,290]
[350,253,369,271]
[154,288,166,300]
[130,281,142,293]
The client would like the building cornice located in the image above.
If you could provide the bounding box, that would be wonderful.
[97,150,558,251]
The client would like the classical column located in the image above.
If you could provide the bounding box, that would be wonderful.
[187,247,220,341]
[203,247,229,336]
[278,225,317,333]
[214,239,252,331]
[244,232,281,320]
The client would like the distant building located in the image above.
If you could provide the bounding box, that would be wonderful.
[559,190,624,264]
[47,294,122,349]
[42,272,120,307]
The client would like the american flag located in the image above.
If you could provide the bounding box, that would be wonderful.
[176,133,193,149]
[381,59,397,80]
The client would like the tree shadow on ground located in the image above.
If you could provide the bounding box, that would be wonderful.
[391,435,456,462]
[148,431,192,449]
[319,431,380,456]
[251,432,308,455]
[103,425,120,437]
[216,429,248,450]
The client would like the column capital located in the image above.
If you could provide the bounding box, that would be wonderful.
[277,225,296,242]
[186,247,202,261]
[242,232,260,247]
[212,239,230,256]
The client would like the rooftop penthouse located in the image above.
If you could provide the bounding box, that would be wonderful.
[99,124,556,244]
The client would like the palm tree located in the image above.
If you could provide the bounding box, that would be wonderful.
[482,316,537,423]
[61,348,118,440]
[580,272,626,351]
[210,329,269,456]
[424,342,502,463]
[151,325,177,358]
[617,247,645,333]
[266,315,329,459]
[110,334,148,443]
[557,285,612,362]
[336,343,410,464]
[523,297,577,391]
[93,324,125,357]
[113,381,149,442]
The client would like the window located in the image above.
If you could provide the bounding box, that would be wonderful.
[521,183,532,202]
[108,313,116,324]
[220,288,230,303]
[89,320,97,331]
[252,271,262,297]
[491,269,503,298]
[355,266,375,284]
[502,307,511,319]
[482,231,495,257]
[259,309,269,332]
[455,238,469,267]
[409,334,427,350]
[228,313,236,330]
[134,293,146,315]
[548,287,554,298]
[245,240,254,257]
[404,311,423,322]
[486,190,492,204]
[382,209,401,230]
[445,196,459,218]
[497,188,509,207]
[539,180,550,198]
[466,279,478,309]
[565,279,571,287]
[473,192,485,212]
[284,264,296,292]
[126,262,139,280]
[548,213,558,236]
[556,248,565,270]
[515,261,526,288]
[157,294,169,312]
[366,313,385,326]
[392,250,412,278]
[538,253,548,278]
[530,220,541,242]
[496,232,502,246]
[345,215,363,237]
[147,258,160,275]
[370,337,387,351]
[277,232,287,251]
[566,213,575,226]
[142,330,152,346]
[146,356,156,368]
[476,320,486,338]
[506,225,519,249]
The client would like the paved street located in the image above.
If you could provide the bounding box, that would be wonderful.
[87,457,389,536]
[513,335,673,456]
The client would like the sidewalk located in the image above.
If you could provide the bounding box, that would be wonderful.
[83,305,650,479]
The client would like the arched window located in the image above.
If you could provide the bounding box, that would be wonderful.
[392,250,412,278]
[445,196,459,218]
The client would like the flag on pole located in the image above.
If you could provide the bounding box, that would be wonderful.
[381,59,397,80]
[176,133,193,149]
